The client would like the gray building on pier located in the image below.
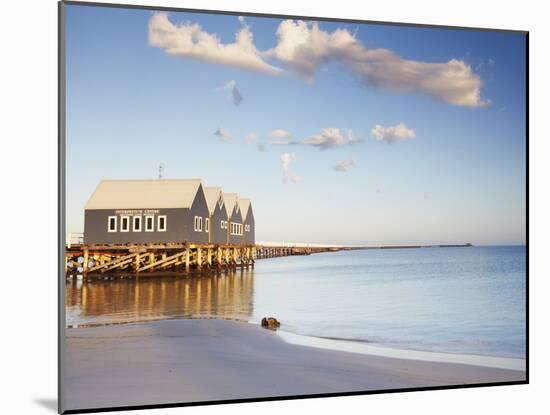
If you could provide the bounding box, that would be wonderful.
[83,179,255,246]
[204,186,229,245]
[238,198,255,245]
[83,179,210,245]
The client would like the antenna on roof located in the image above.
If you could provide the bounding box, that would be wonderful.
[158,163,165,179]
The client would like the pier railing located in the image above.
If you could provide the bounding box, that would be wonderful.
[66,232,84,248]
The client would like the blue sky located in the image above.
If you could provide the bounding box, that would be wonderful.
[65,5,526,245]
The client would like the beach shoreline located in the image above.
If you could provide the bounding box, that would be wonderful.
[64,318,525,412]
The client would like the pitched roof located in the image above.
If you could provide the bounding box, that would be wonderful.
[238,198,251,220]
[203,186,222,214]
[85,179,202,209]
[222,193,238,217]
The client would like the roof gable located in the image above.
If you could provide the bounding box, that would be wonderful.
[238,198,251,220]
[203,186,222,214]
[222,193,238,217]
[85,179,203,210]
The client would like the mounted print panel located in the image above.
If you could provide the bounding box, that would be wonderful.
[59,1,528,413]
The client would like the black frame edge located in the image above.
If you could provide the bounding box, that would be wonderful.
[58,1,67,414]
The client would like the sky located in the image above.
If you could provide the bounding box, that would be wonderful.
[64,4,526,245]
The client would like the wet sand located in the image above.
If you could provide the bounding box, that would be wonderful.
[63,319,525,412]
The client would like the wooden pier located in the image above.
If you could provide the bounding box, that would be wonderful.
[65,243,256,278]
[65,242,353,278]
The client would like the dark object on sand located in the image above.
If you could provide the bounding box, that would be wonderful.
[261,317,281,330]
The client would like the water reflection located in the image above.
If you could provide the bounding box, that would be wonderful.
[66,269,255,326]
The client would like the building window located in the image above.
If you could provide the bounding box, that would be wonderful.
[120,216,130,232]
[145,215,154,232]
[108,216,117,232]
[231,223,243,236]
[133,216,142,232]
[158,215,167,232]
[220,220,224,229]
[205,218,209,233]
[194,216,203,232]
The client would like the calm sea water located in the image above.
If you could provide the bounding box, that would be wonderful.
[66,246,526,359]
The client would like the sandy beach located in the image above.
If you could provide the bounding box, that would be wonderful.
[63,319,525,411]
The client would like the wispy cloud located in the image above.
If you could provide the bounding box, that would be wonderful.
[149,15,489,107]
[219,80,243,106]
[245,132,257,143]
[301,128,358,150]
[270,129,291,138]
[148,13,282,75]
[371,123,416,142]
[333,158,356,172]
[280,152,300,183]
[214,127,232,141]
[267,20,489,107]
[272,140,292,145]
[256,143,265,152]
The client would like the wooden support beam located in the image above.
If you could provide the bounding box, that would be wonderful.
[138,250,186,272]
[148,252,155,271]
[87,253,138,273]
[83,248,89,273]
[185,250,190,272]
[207,248,212,266]
[197,247,202,269]
[101,255,138,273]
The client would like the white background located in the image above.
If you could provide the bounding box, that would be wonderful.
[0,0,545,414]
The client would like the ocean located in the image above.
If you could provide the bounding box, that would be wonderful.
[66,246,526,359]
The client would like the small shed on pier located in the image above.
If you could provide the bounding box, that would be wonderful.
[204,186,229,245]
[238,198,255,245]
[223,193,243,245]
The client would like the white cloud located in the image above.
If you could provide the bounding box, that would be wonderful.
[333,158,356,172]
[301,128,357,150]
[268,20,489,107]
[220,80,243,106]
[149,14,489,107]
[272,140,292,145]
[280,152,299,183]
[214,127,232,141]
[148,13,282,75]
[371,123,416,142]
[270,129,291,138]
[245,132,257,143]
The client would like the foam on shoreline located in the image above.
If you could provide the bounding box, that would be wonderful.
[276,329,526,371]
